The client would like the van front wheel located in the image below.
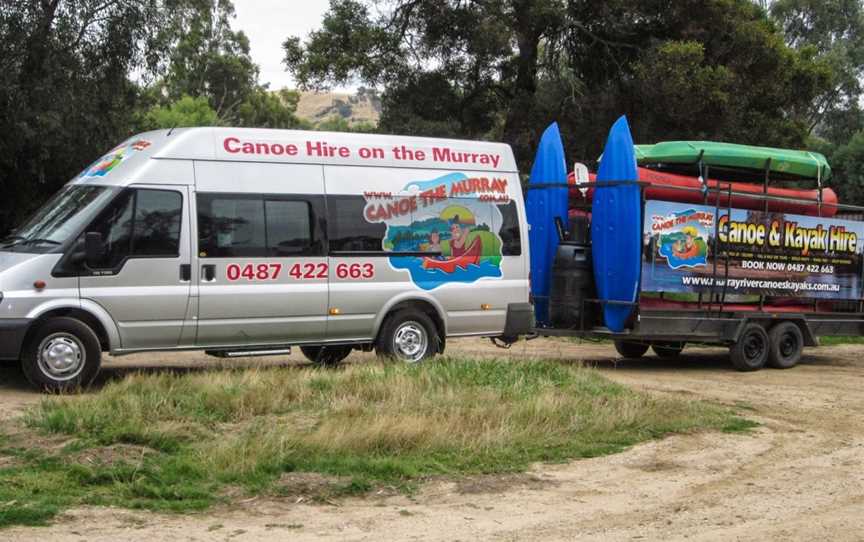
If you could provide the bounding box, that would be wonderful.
[21,317,101,392]
[376,309,438,364]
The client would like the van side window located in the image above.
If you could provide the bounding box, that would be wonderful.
[197,194,320,257]
[87,188,182,269]
[327,195,387,252]
[132,190,183,256]
[497,201,522,256]
[265,200,312,256]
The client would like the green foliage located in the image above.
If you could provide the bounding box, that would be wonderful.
[0,0,304,234]
[141,95,220,130]
[285,0,836,168]
[0,358,752,528]
[771,0,864,134]
[826,130,864,204]
[316,115,376,133]
[0,0,171,232]
[236,89,309,129]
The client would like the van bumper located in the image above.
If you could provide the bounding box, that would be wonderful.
[0,319,30,361]
[501,303,534,340]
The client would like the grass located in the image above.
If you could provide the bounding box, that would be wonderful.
[818,336,864,346]
[0,357,754,528]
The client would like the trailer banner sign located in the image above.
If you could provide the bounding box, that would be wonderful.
[641,200,864,299]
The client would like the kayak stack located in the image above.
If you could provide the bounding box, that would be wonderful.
[569,140,837,217]
[561,138,842,323]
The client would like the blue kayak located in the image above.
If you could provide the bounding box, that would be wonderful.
[591,116,641,332]
[525,122,569,325]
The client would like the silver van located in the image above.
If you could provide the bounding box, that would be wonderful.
[0,128,532,390]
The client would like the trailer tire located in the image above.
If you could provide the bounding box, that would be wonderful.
[767,322,803,369]
[652,342,684,358]
[21,317,101,392]
[614,340,649,359]
[376,309,438,364]
[730,323,769,372]
[300,345,352,367]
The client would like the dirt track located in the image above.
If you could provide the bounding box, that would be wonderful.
[3,338,864,541]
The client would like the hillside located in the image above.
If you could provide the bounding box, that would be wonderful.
[295,89,381,128]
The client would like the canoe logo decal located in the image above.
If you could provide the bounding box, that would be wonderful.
[362,172,508,290]
[80,139,151,178]
[650,207,712,269]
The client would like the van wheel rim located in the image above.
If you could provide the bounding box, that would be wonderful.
[38,333,85,381]
[393,322,427,363]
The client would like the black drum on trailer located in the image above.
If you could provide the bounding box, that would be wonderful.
[549,242,595,328]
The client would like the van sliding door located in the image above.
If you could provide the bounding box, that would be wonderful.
[193,161,328,347]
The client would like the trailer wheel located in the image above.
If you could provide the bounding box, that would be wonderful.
[376,309,438,364]
[21,317,101,392]
[767,322,803,369]
[730,323,769,372]
[300,345,352,367]
[614,340,649,359]
[652,342,684,358]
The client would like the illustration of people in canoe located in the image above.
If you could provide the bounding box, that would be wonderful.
[366,173,505,290]
[419,207,485,272]
[658,225,708,269]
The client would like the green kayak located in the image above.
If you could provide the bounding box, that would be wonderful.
[634,141,831,180]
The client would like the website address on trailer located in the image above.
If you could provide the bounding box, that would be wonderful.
[680,275,841,293]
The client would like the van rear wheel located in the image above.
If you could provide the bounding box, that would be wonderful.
[376,309,438,364]
[300,345,352,366]
[21,317,101,392]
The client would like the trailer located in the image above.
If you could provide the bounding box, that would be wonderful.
[531,127,864,371]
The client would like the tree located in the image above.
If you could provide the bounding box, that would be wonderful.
[153,0,302,129]
[0,0,169,232]
[771,0,864,137]
[0,0,310,234]
[141,95,220,129]
[284,0,833,170]
[827,131,864,204]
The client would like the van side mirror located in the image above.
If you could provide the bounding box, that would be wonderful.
[84,232,106,267]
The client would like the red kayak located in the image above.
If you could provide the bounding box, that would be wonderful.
[568,167,838,217]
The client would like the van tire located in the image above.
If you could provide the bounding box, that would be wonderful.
[730,323,769,372]
[376,309,438,364]
[614,340,649,359]
[300,345,352,366]
[767,322,803,369]
[21,317,101,392]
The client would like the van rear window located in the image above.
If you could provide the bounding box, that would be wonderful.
[497,201,522,256]
[327,195,388,253]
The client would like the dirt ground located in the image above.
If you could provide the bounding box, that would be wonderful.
[2,337,864,541]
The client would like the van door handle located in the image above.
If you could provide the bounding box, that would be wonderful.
[180,264,191,282]
[201,264,216,282]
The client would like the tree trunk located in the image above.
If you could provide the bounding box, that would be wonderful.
[503,1,541,169]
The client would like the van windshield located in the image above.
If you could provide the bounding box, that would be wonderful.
[1,186,115,252]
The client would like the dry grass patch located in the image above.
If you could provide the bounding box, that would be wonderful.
[0,357,754,528]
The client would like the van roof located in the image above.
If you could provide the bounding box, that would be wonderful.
[73,128,519,186]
